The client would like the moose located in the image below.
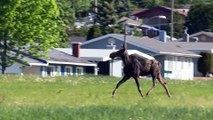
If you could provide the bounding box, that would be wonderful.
[109,44,171,97]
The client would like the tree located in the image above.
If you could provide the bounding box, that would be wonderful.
[0,0,63,74]
[197,51,213,77]
[92,0,119,34]
[86,25,102,40]
[56,0,92,25]
[186,3,213,34]
[114,0,131,17]
[164,12,184,38]
[56,0,93,45]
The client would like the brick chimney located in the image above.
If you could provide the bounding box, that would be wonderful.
[72,42,81,58]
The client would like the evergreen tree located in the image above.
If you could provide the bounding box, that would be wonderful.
[91,0,119,34]
[114,0,131,17]
[86,25,102,40]
[186,3,213,34]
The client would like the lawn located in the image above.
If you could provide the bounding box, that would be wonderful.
[0,75,212,120]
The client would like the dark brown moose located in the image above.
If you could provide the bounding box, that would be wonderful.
[109,45,171,97]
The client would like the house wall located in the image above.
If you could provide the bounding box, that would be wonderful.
[163,55,194,80]
[40,64,88,77]
[110,59,123,77]
[23,66,40,75]
[1,62,23,74]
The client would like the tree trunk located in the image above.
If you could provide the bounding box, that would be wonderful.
[1,32,7,74]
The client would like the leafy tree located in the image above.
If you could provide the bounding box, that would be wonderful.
[0,0,63,74]
[186,3,213,34]
[197,51,213,77]
[86,25,102,40]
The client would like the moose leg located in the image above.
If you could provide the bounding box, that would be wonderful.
[146,76,157,96]
[112,75,130,97]
[157,74,171,97]
[133,77,143,97]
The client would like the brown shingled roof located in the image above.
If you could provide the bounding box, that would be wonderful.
[132,6,188,17]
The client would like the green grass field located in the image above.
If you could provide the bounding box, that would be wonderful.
[0,75,212,120]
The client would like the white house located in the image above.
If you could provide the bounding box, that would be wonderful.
[56,47,154,77]
[80,34,200,80]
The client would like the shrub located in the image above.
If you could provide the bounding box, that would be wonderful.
[197,51,213,76]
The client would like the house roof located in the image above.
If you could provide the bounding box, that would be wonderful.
[178,31,213,41]
[131,8,147,16]
[132,6,188,17]
[118,17,152,29]
[81,34,200,58]
[46,49,96,66]
[22,56,47,66]
[118,17,142,26]
[56,48,155,62]
[19,49,96,67]
[167,42,213,53]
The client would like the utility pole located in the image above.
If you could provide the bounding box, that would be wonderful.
[170,0,174,41]
[93,0,98,24]
[124,20,127,48]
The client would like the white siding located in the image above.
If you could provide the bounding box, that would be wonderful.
[164,56,194,80]
[110,60,122,77]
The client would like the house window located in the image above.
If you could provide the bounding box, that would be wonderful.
[76,67,84,75]
[47,66,55,76]
[65,66,73,76]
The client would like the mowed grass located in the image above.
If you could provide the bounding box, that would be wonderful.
[0,75,212,120]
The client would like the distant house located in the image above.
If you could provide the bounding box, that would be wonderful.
[168,40,213,76]
[132,5,188,22]
[0,49,97,77]
[118,17,155,36]
[81,34,200,80]
[132,6,188,35]
[179,31,213,43]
